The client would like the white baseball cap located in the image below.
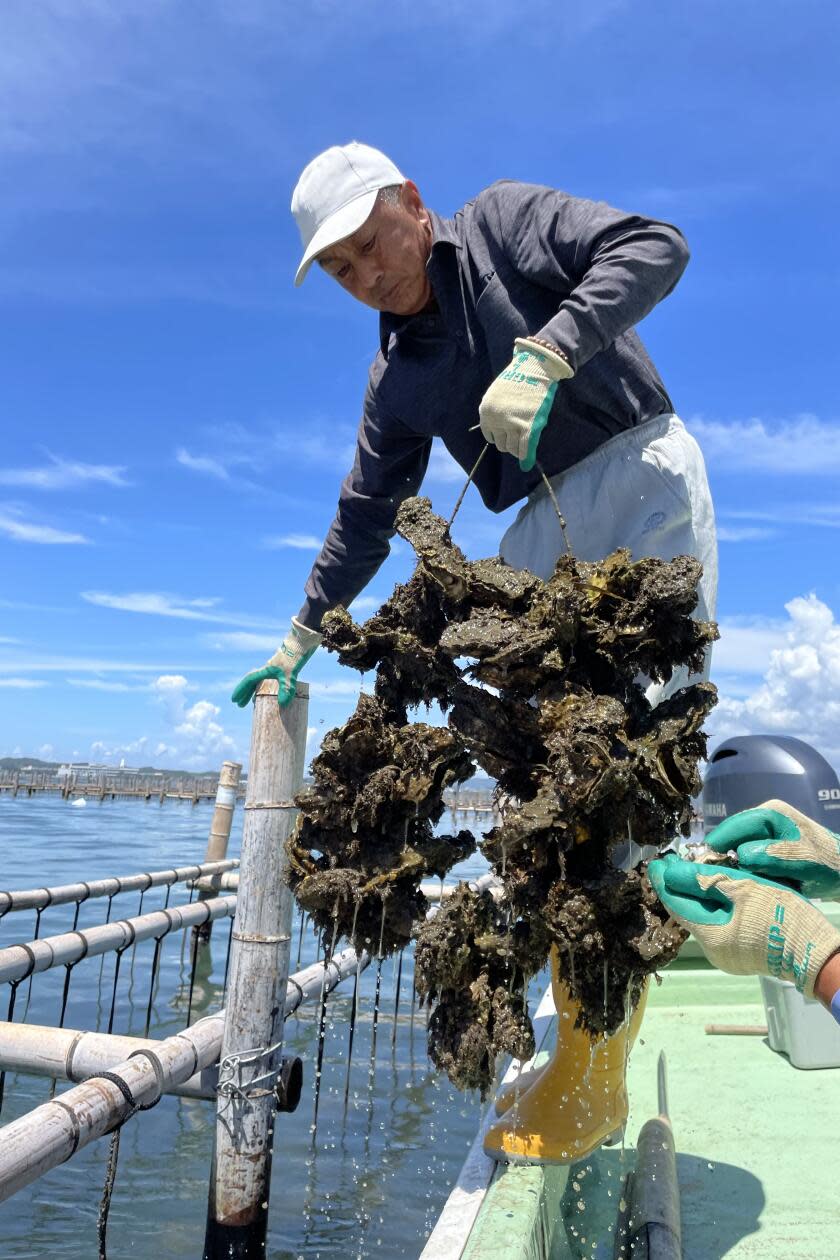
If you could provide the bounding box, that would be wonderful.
[291,142,405,286]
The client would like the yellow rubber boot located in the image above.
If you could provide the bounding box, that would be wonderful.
[493,1056,549,1116]
[483,951,648,1165]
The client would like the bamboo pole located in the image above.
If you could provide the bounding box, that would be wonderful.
[203,679,308,1260]
[0,896,237,984]
[0,860,238,916]
[204,762,243,863]
[0,946,369,1105]
[194,761,242,949]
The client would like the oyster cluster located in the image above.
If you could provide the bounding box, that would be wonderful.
[288,497,717,1092]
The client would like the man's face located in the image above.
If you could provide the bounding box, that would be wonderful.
[317,181,433,316]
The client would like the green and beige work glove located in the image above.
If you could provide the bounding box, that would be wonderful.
[703,800,840,900]
[478,337,574,472]
[648,856,840,998]
[231,617,322,710]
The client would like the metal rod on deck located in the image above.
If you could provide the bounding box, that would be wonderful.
[0,897,237,984]
[0,860,239,916]
[203,679,308,1260]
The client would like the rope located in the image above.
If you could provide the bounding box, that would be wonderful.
[447,443,489,529]
[391,949,404,1050]
[0,979,23,1114]
[295,911,307,969]
[343,967,360,1109]
[106,923,136,1036]
[286,975,305,1014]
[71,882,92,932]
[86,1067,162,1260]
[311,929,332,1132]
[53,1098,82,1158]
[535,461,571,554]
[184,909,208,1027]
[143,910,176,1038]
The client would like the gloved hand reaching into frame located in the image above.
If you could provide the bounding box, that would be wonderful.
[703,800,840,899]
[478,337,574,472]
[231,617,322,710]
[647,855,840,999]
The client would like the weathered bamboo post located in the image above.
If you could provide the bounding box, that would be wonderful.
[193,761,242,949]
[203,679,308,1260]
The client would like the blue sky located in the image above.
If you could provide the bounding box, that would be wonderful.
[2,0,839,772]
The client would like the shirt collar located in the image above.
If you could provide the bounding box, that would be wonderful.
[379,209,461,355]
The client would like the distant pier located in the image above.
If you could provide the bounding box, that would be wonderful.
[0,769,500,815]
[0,766,233,804]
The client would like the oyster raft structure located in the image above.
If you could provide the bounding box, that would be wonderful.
[288,496,718,1094]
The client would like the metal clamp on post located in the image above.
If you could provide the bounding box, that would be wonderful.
[216,1039,284,1106]
[216,1041,303,1113]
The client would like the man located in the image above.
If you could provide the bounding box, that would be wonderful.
[232,140,717,710]
[229,143,720,1164]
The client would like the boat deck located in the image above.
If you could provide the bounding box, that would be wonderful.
[428,933,840,1259]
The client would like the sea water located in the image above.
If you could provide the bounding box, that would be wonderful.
[0,793,496,1259]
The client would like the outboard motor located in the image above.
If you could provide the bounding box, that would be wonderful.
[702,734,840,835]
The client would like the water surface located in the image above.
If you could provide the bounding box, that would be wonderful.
[0,793,498,1259]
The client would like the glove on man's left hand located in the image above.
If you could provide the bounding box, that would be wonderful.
[704,800,840,900]
[231,617,322,711]
[648,856,840,998]
[479,337,574,472]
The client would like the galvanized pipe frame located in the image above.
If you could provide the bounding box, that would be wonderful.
[0,896,238,984]
[0,859,240,916]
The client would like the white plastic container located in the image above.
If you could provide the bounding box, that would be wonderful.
[760,975,840,1069]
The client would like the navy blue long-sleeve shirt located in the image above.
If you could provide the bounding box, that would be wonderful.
[298,180,688,629]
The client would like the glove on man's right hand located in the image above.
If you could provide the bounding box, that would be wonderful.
[704,800,840,899]
[231,617,322,710]
[648,856,840,998]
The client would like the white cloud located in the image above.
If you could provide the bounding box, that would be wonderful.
[151,674,238,766]
[90,736,174,764]
[262,533,322,550]
[81,589,278,630]
[0,677,46,689]
[87,673,240,769]
[709,594,840,768]
[207,631,279,653]
[175,448,231,480]
[720,504,840,531]
[0,655,221,674]
[0,454,128,490]
[427,442,467,484]
[687,414,840,475]
[82,591,223,621]
[309,680,363,700]
[716,525,776,543]
[712,616,787,676]
[0,511,89,544]
[348,595,381,614]
[276,426,357,473]
[66,677,184,694]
